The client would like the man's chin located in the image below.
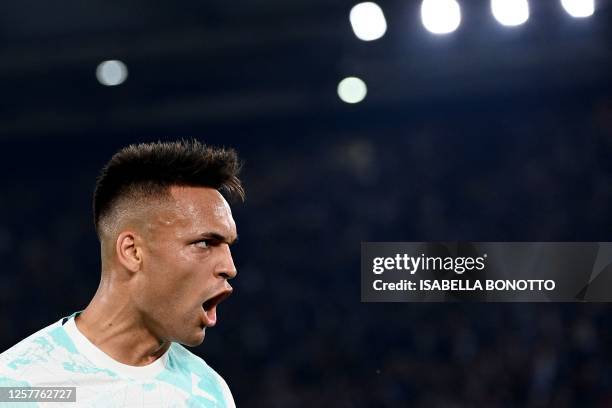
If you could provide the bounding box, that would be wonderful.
[178,328,206,347]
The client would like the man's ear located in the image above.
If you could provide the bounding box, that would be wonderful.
[116,231,142,272]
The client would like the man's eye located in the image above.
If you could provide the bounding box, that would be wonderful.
[194,240,211,248]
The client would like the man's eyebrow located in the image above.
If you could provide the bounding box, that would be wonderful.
[199,232,238,245]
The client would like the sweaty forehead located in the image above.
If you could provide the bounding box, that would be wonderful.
[150,186,235,236]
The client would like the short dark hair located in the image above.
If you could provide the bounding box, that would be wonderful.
[93,140,244,237]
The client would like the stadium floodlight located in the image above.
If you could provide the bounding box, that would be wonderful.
[337,77,367,104]
[491,0,530,27]
[96,60,128,86]
[561,0,594,18]
[350,2,387,41]
[420,0,462,35]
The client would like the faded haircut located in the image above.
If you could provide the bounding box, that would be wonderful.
[93,140,244,238]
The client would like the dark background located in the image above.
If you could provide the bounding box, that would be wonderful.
[1,0,612,406]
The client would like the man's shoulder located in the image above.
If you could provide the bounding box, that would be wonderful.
[0,316,83,385]
[1,318,65,357]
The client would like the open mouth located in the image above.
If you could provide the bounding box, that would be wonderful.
[202,290,232,311]
[201,289,232,328]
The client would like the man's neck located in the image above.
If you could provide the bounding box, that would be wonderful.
[75,292,170,367]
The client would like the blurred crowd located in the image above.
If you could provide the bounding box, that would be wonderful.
[1,98,612,407]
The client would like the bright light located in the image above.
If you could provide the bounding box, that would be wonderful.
[338,77,367,104]
[491,0,530,26]
[350,2,387,41]
[96,60,128,86]
[561,0,594,18]
[421,0,462,35]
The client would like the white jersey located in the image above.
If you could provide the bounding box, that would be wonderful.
[0,313,235,407]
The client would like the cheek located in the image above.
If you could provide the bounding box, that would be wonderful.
[135,250,180,305]
[146,253,204,307]
[143,245,214,303]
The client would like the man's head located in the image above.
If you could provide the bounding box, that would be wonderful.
[93,140,244,346]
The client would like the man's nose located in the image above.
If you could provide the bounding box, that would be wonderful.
[215,244,237,280]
